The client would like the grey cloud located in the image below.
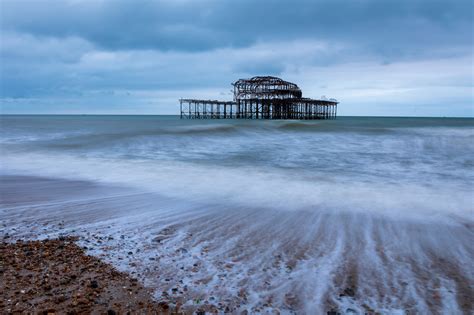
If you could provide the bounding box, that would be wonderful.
[1,0,472,57]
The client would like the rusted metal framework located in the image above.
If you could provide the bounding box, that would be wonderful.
[179,99,237,119]
[180,76,338,120]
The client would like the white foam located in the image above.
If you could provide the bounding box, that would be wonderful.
[2,152,472,223]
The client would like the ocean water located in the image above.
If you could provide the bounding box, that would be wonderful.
[1,115,473,314]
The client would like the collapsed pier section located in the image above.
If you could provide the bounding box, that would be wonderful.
[179,99,237,119]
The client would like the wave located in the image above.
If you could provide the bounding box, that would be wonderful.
[3,124,241,150]
[273,121,391,136]
[2,152,472,223]
[169,124,238,134]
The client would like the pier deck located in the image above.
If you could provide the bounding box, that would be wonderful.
[180,98,337,119]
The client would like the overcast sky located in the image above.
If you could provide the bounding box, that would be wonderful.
[1,0,473,116]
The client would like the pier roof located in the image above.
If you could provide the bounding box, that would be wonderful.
[233,76,303,100]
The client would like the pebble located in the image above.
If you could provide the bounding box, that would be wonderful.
[1,237,168,313]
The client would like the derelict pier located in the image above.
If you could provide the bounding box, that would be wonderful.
[180,76,338,120]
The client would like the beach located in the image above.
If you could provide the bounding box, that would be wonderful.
[1,237,168,314]
[1,115,473,314]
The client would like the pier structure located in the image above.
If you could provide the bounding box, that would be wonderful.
[180,76,338,120]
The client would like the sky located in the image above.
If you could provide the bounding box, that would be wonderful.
[0,0,473,116]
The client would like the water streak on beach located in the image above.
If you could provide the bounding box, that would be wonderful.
[1,115,473,313]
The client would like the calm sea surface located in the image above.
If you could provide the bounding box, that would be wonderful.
[1,115,473,313]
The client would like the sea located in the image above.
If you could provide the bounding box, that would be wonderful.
[1,115,473,314]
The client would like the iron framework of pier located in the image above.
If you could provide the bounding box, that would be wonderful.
[180,76,338,120]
